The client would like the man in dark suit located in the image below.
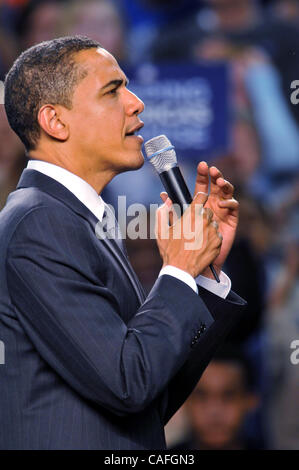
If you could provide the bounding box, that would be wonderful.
[0,36,246,449]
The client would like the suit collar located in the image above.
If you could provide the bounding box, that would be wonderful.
[26,159,106,221]
[16,169,145,304]
[17,168,99,228]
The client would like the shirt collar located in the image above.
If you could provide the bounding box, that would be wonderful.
[26,159,106,221]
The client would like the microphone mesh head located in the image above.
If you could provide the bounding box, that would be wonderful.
[144,135,177,174]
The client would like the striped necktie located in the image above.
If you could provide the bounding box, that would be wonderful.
[102,205,127,255]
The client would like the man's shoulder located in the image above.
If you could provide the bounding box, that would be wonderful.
[0,187,83,247]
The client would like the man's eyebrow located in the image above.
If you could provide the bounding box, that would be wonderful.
[100,77,129,91]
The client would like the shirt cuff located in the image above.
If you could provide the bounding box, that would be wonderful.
[195,271,231,299]
[158,265,198,294]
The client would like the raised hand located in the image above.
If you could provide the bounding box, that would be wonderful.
[193,161,239,276]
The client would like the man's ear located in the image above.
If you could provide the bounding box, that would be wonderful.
[38,104,69,142]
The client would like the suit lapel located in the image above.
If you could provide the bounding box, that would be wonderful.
[98,234,146,305]
[16,169,146,305]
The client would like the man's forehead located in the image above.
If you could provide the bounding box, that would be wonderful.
[75,47,125,82]
[196,361,245,387]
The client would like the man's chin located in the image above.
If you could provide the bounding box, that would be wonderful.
[134,152,145,170]
[123,151,145,172]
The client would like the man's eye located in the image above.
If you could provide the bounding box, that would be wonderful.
[107,88,118,95]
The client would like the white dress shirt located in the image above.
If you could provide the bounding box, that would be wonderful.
[26,160,231,298]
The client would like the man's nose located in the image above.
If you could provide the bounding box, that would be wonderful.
[126,89,145,115]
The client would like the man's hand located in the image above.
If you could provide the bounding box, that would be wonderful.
[160,161,239,279]
[156,192,222,279]
[194,161,239,277]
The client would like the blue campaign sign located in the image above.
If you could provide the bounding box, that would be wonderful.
[124,62,231,160]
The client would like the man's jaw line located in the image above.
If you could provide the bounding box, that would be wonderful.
[29,140,145,195]
[29,146,114,194]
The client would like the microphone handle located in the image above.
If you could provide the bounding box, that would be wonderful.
[159,167,220,283]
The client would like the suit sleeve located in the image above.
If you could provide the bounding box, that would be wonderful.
[161,285,247,424]
[6,206,215,417]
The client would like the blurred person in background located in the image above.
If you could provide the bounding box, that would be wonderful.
[0,29,18,80]
[56,0,127,63]
[0,106,27,209]
[224,191,270,343]
[0,0,30,41]
[271,0,299,23]
[16,0,63,50]
[234,50,299,204]
[0,3,31,212]
[3,0,127,61]
[119,0,199,64]
[151,0,299,124]
[152,2,299,202]
[171,344,260,450]
[263,181,299,449]
[170,42,299,344]
[222,190,274,446]
[225,180,299,449]
[184,42,299,337]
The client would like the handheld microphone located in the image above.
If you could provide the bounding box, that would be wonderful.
[144,134,220,283]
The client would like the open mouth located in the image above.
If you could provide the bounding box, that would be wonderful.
[124,132,144,143]
[125,122,144,138]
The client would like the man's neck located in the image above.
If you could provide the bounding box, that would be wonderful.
[193,432,245,450]
[28,150,114,195]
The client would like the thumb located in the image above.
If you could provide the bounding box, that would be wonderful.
[160,192,168,204]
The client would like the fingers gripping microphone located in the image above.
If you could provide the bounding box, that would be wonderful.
[144,135,220,283]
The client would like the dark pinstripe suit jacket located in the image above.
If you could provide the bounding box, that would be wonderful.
[0,169,246,449]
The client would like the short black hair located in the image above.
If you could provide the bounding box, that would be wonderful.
[4,35,102,152]
[212,343,255,391]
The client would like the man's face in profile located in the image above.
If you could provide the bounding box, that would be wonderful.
[63,47,145,177]
[185,361,257,449]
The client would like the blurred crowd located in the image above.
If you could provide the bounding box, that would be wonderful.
[0,0,298,450]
